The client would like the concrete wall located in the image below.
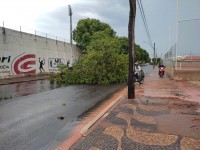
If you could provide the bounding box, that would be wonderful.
[0,27,81,78]
[173,70,200,81]
[165,61,200,81]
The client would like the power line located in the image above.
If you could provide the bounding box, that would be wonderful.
[137,0,153,47]
[139,0,152,44]
[137,0,152,45]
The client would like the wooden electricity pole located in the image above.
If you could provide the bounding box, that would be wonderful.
[128,0,136,99]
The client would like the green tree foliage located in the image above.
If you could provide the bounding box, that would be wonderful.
[135,44,150,63]
[151,57,161,65]
[157,58,161,64]
[56,49,128,84]
[117,37,129,54]
[87,33,150,63]
[87,31,120,53]
[73,18,116,53]
[55,18,150,85]
[73,18,150,63]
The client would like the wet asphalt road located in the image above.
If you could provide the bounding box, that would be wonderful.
[0,83,127,150]
[0,65,152,150]
[0,79,60,101]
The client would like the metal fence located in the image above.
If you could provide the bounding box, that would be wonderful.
[164,19,200,71]
[1,21,70,43]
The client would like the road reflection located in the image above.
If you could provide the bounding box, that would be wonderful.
[0,79,62,102]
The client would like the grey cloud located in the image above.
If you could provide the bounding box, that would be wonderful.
[36,0,130,39]
[34,0,200,58]
[72,0,129,36]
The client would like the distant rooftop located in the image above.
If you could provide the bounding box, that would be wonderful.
[182,56,200,60]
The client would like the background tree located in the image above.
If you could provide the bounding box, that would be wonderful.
[135,45,150,63]
[110,36,150,62]
[73,18,150,63]
[117,37,129,54]
[73,18,116,53]
[157,58,161,64]
[86,30,120,53]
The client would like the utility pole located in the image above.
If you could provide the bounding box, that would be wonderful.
[68,5,73,66]
[68,5,72,46]
[128,0,136,99]
[175,0,179,70]
[153,42,155,68]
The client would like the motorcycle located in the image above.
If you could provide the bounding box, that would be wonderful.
[127,70,145,85]
[135,70,145,84]
[158,66,165,77]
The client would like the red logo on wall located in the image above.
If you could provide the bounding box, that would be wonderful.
[12,54,36,74]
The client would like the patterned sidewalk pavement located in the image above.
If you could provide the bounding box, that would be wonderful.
[70,68,200,150]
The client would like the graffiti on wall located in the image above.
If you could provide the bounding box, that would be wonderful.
[0,53,68,75]
[48,58,66,72]
[12,53,36,74]
[0,53,36,75]
[39,58,45,73]
[0,56,11,73]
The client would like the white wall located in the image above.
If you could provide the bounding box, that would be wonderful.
[0,27,81,78]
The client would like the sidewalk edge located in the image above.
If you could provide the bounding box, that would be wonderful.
[80,95,126,136]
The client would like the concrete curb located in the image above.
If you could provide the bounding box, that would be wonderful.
[80,95,125,136]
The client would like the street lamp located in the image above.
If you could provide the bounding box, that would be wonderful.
[68,5,73,66]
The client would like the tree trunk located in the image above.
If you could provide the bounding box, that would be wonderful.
[128,0,136,99]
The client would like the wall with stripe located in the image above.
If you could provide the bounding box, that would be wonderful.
[0,27,81,78]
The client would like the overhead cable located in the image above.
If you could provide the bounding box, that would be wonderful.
[137,0,153,47]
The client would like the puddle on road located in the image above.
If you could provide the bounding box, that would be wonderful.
[0,79,64,102]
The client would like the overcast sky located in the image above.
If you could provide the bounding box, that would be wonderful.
[0,0,200,58]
